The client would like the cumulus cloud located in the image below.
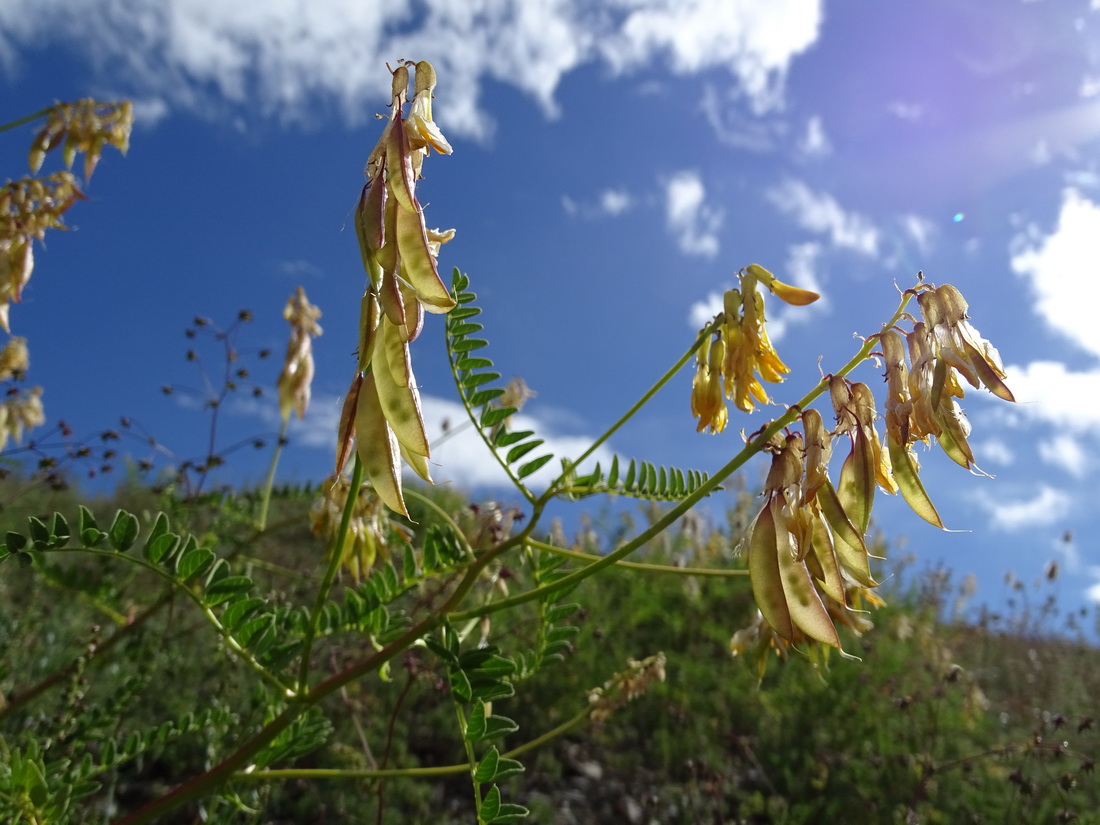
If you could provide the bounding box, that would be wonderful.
[598,0,822,115]
[765,179,879,257]
[1037,434,1089,478]
[971,485,1072,531]
[1011,188,1100,359]
[664,170,723,258]
[562,188,634,219]
[0,0,823,138]
[973,437,1015,467]
[1001,361,1100,432]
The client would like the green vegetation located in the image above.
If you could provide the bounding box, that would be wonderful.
[0,474,1096,824]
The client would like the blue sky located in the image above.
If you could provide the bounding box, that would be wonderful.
[3,0,1100,623]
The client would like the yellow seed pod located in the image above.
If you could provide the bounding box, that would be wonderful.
[414,60,438,96]
[390,64,410,102]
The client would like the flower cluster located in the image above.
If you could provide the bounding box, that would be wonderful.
[691,264,819,433]
[0,336,29,382]
[337,60,456,517]
[310,474,409,583]
[3,99,131,334]
[734,280,1014,668]
[0,385,45,453]
[586,652,667,723]
[276,287,323,424]
[1,173,85,333]
[29,99,133,181]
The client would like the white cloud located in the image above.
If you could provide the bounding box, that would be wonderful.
[0,0,823,137]
[699,84,788,151]
[766,179,879,257]
[563,188,634,219]
[887,101,925,122]
[282,391,614,490]
[899,214,936,255]
[973,437,1015,467]
[1010,188,1100,359]
[1001,361,1100,432]
[1086,572,1100,604]
[664,171,723,258]
[278,259,324,279]
[688,292,723,329]
[797,115,831,158]
[971,485,1072,531]
[1037,434,1089,478]
[598,0,823,115]
[599,188,633,216]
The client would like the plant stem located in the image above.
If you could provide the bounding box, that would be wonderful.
[0,107,52,134]
[256,416,289,531]
[544,319,719,498]
[524,537,749,577]
[296,456,363,693]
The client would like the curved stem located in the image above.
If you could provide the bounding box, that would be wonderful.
[296,456,364,692]
[232,707,592,782]
[542,319,719,501]
[524,537,749,578]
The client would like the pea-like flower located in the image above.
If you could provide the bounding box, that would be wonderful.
[690,264,819,431]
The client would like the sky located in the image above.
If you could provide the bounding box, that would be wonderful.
[3,0,1100,629]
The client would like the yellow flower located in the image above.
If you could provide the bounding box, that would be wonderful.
[690,337,728,434]
[0,336,29,381]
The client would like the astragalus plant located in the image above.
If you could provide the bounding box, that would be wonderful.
[0,62,1019,825]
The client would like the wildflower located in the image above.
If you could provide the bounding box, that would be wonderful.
[311,474,409,581]
[1,173,85,332]
[689,264,818,430]
[0,385,45,452]
[28,99,133,181]
[917,284,1013,403]
[276,287,322,423]
[690,336,728,434]
[0,337,29,381]
[587,653,666,723]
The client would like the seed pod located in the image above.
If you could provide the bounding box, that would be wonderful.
[355,371,407,516]
[887,440,944,528]
[748,501,795,641]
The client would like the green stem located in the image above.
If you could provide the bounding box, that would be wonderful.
[233,707,593,783]
[296,456,364,692]
[524,537,749,578]
[451,290,913,624]
[0,107,52,135]
[543,320,719,500]
[256,417,289,531]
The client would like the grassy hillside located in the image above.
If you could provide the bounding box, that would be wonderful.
[1,474,1096,825]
